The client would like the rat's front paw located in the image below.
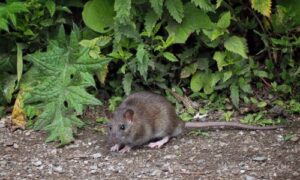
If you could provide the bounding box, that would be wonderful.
[119,146,131,153]
[110,144,120,152]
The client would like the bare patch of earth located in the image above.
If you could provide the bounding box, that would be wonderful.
[0,116,299,180]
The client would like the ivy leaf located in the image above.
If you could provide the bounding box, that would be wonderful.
[136,44,150,80]
[224,36,248,59]
[251,0,271,17]
[165,0,184,23]
[123,73,133,95]
[22,26,110,146]
[191,0,215,12]
[149,0,164,17]
[230,84,239,108]
[82,0,115,33]
[163,52,178,62]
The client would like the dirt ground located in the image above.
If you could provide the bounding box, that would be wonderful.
[0,115,299,180]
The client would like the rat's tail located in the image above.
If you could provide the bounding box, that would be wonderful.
[185,121,286,130]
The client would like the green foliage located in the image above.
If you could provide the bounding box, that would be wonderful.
[22,26,110,145]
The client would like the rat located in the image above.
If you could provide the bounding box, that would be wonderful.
[106,91,285,153]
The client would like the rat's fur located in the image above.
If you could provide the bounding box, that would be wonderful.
[107,92,183,152]
[107,91,285,153]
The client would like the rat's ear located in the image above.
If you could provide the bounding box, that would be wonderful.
[104,110,113,120]
[123,109,134,121]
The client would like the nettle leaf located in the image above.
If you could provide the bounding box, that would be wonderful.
[150,0,164,17]
[165,0,184,23]
[190,72,220,94]
[123,73,133,95]
[213,51,227,71]
[191,0,215,12]
[136,44,150,80]
[166,3,214,43]
[145,10,159,35]
[23,26,110,146]
[114,0,132,24]
[230,84,239,108]
[251,0,271,17]
[45,0,56,17]
[217,11,231,29]
[224,36,248,59]
[82,0,115,33]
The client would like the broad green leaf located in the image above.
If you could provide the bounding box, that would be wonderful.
[136,44,150,80]
[149,0,164,17]
[203,29,224,41]
[0,18,9,31]
[82,0,115,33]
[253,70,268,78]
[22,27,110,145]
[238,77,252,93]
[223,71,232,82]
[191,0,215,12]
[213,51,227,71]
[166,3,214,43]
[163,52,178,62]
[251,0,271,17]
[191,72,204,92]
[46,0,56,17]
[123,73,133,95]
[145,10,159,35]
[204,73,220,94]
[224,36,248,58]
[230,84,239,108]
[217,11,231,29]
[165,0,184,23]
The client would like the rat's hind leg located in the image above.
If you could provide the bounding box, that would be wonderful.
[148,136,170,148]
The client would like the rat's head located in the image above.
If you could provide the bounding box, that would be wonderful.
[107,108,136,144]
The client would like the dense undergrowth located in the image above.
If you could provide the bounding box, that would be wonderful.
[0,0,300,145]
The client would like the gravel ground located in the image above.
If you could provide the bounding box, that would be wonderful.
[0,116,299,180]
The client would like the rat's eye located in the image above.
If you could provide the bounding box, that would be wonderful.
[120,124,126,130]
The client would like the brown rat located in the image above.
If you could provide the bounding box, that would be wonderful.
[107,91,285,153]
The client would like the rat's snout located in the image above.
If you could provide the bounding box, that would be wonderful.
[109,133,119,144]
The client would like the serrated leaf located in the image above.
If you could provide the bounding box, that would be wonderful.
[251,0,271,17]
[82,0,115,33]
[165,0,184,23]
[166,3,214,43]
[213,51,227,71]
[217,11,231,29]
[123,73,133,95]
[150,0,164,17]
[22,27,109,145]
[224,36,248,58]
[203,29,224,41]
[114,0,132,24]
[230,84,239,108]
[136,44,149,80]
[145,10,159,35]
[163,52,178,62]
[46,0,56,17]
[191,0,215,12]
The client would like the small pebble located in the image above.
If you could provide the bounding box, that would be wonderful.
[91,153,102,159]
[53,166,63,173]
[13,143,19,149]
[173,145,179,150]
[290,136,299,142]
[244,175,257,180]
[33,161,42,167]
[252,156,267,162]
